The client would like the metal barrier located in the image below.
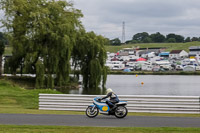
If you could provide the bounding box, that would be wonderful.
[39,94,200,114]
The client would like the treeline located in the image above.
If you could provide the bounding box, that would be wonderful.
[110,32,200,45]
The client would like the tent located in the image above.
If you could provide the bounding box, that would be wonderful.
[136,58,147,61]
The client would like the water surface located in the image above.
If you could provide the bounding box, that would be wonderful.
[69,75,200,96]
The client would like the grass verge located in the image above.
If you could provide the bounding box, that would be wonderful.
[0,125,200,133]
[0,78,61,109]
[105,42,200,53]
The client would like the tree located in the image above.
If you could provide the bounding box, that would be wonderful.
[175,35,184,42]
[72,31,108,90]
[1,0,83,88]
[150,32,165,43]
[0,40,5,76]
[185,37,191,42]
[132,32,149,43]
[104,38,111,45]
[0,32,7,76]
[143,37,152,43]
[0,32,8,46]
[191,37,199,42]
[125,40,132,44]
[167,38,176,43]
[166,33,184,43]
[110,38,121,46]
[166,33,176,40]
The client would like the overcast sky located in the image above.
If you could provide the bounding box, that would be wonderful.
[72,0,200,41]
[1,0,200,41]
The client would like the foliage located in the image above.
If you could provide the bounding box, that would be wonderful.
[191,37,199,41]
[0,32,7,76]
[150,32,165,43]
[0,0,83,88]
[1,0,108,90]
[143,37,152,43]
[132,32,149,43]
[35,60,45,89]
[104,38,111,45]
[129,32,191,43]
[0,32,8,46]
[0,40,5,58]
[110,38,121,46]
[167,38,176,43]
[72,31,107,89]
[0,32,7,55]
[185,37,191,42]
[166,33,184,43]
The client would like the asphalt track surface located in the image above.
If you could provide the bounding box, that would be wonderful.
[0,114,200,127]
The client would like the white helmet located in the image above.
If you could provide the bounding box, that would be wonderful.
[106,88,113,94]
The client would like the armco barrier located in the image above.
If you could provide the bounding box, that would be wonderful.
[39,94,200,114]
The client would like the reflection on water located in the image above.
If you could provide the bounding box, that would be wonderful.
[57,85,106,95]
[59,75,200,96]
[82,87,106,95]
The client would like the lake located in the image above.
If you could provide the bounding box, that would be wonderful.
[69,75,200,96]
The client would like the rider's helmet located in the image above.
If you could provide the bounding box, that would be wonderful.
[106,88,113,94]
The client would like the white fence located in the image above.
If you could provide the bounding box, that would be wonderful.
[39,94,200,114]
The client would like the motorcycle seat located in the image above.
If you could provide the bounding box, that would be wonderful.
[116,101,127,105]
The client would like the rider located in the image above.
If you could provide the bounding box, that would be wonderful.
[101,88,119,110]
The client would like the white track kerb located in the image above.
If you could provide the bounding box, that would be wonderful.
[39,94,200,114]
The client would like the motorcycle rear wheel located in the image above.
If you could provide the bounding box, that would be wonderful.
[86,106,99,118]
[114,106,128,118]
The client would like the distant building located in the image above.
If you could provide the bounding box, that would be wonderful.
[189,46,200,58]
[159,52,169,58]
[169,50,188,59]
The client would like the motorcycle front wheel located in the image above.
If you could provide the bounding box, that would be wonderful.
[114,106,128,118]
[86,106,99,118]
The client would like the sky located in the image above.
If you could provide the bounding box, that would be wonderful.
[72,0,200,41]
[1,0,200,42]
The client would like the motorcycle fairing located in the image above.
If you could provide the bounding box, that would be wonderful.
[93,97,110,112]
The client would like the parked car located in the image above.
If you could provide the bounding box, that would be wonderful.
[176,65,183,71]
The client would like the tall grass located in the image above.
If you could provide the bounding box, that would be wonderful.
[0,79,61,109]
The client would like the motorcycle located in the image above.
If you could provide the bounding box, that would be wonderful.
[86,97,128,118]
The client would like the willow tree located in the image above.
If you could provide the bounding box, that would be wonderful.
[72,31,108,90]
[0,0,83,88]
[0,32,7,75]
[0,40,5,76]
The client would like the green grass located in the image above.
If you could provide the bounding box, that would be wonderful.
[106,42,200,53]
[0,79,61,110]
[0,125,200,133]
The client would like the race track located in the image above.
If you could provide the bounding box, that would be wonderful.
[0,114,200,127]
